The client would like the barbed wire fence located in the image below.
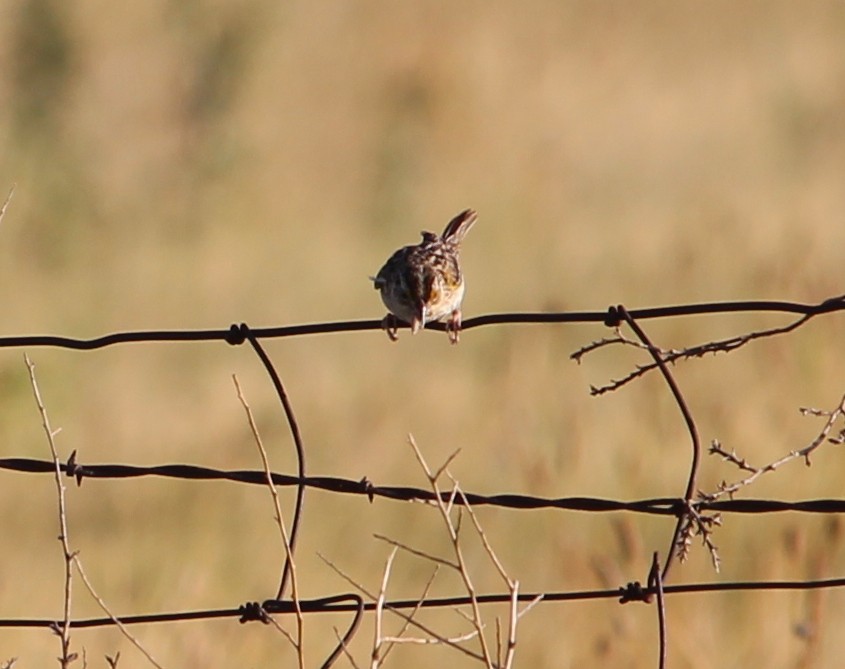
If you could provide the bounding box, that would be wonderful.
[1,285,844,668]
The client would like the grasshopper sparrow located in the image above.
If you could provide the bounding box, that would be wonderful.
[373,209,477,344]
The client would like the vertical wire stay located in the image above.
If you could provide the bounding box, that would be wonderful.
[317,594,364,669]
[617,307,701,583]
[243,327,308,600]
[648,552,667,669]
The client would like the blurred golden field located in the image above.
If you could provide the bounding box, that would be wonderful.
[1,0,845,666]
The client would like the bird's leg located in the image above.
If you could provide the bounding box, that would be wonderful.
[381,313,400,342]
[447,309,462,344]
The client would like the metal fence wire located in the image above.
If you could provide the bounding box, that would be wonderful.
[3,294,845,668]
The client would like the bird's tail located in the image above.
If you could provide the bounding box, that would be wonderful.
[441,209,477,244]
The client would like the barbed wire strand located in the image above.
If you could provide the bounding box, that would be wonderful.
[4,295,845,665]
[0,295,842,352]
[3,455,845,516]
[5,575,845,632]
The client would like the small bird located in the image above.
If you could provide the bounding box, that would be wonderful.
[372,209,477,344]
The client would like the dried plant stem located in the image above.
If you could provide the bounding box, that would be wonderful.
[29,355,163,667]
[317,553,487,663]
[407,436,494,667]
[25,354,74,667]
[0,184,15,227]
[379,566,439,658]
[707,393,845,500]
[450,476,533,669]
[372,533,457,569]
[370,547,398,668]
[72,556,164,668]
[232,375,305,667]
[577,312,814,395]
[331,627,361,669]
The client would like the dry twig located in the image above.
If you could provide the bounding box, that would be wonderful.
[25,355,75,667]
[233,375,305,666]
[676,503,722,572]
[378,567,440,656]
[704,393,845,501]
[0,184,15,228]
[408,437,494,666]
[575,313,815,395]
[331,627,361,669]
[72,557,164,668]
[317,555,488,663]
[28,355,162,667]
[370,547,398,668]
[406,436,540,668]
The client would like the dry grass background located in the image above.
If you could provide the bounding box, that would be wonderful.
[1,1,845,666]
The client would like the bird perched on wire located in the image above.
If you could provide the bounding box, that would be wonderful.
[372,209,477,344]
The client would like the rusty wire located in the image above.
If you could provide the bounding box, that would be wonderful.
[2,295,845,666]
[0,294,840,351]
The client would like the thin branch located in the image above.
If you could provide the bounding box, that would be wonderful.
[705,393,845,500]
[331,627,361,669]
[370,547,397,669]
[379,567,440,662]
[434,449,463,482]
[408,436,494,668]
[232,375,305,667]
[0,183,15,228]
[455,484,512,587]
[244,331,306,600]
[516,595,544,619]
[372,534,458,570]
[320,595,364,669]
[501,581,518,669]
[317,553,488,663]
[25,355,75,667]
[72,556,164,669]
[264,612,300,648]
[583,312,815,395]
[381,628,482,645]
[676,505,721,571]
[449,477,533,669]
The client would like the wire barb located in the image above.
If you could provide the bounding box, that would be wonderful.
[2,294,845,664]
